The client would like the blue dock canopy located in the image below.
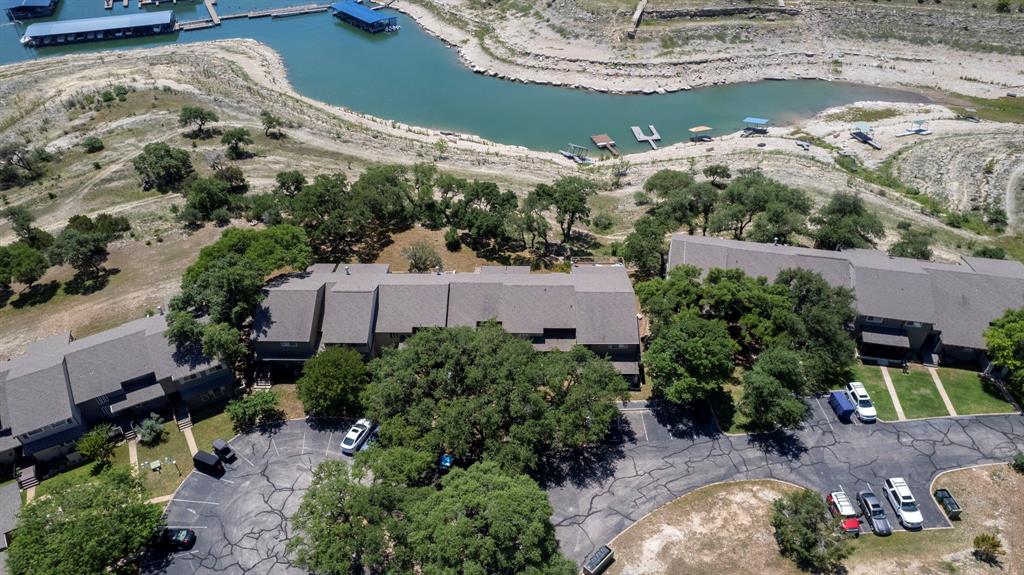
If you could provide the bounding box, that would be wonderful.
[24,10,173,37]
[5,0,56,8]
[330,1,392,24]
[742,117,769,125]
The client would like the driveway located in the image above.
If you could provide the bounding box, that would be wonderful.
[146,407,1024,573]
[547,400,1024,564]
[144,420,349,575]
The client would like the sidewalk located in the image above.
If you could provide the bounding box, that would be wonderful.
[880,366,907,421]
[927,367,958,417]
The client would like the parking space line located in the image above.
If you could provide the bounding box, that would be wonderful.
[168,499,219,506]
[639,412,649,442]
[325,432,334,456]
[271,438,282,458]
[234,450,254,467]
[814,397,835,433]
[301,428,306,454]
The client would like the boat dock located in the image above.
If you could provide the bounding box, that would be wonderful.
[591,134,619,157]
[630,125,661,149]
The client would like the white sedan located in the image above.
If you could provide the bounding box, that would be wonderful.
[341,419,376,455]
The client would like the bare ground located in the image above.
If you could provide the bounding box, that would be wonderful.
[606,466,1024,575]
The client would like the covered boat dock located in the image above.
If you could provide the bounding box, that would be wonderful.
[20,10,176,47]
[329,1,398,33]
[4,0,58,21]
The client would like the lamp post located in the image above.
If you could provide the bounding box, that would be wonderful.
[166,457,181,476]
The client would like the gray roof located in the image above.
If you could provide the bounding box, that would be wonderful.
[0,356,73,436]
[108,380,167,415]
[861,330,910,348]
[0,315,220,435]
[668,234,1024,350]
[0,482,20,544]
[257,264,641,347]
[321,289,377,345]
[253,286,323,343]
[306,263,337,274]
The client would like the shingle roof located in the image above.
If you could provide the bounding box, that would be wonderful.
[64,328,152,403]
[0,357,72,436]
[253,287,322,343]
[668,234,1024,350]
[321,289,377,345]
[375,275,450,333]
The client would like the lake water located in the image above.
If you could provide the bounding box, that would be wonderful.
[1,1,926,153]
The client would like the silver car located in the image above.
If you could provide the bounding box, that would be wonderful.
[856,490,892,536]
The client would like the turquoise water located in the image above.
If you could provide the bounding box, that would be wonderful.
[1,1,926,153]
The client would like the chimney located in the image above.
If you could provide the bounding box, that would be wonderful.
[345,265,351,275]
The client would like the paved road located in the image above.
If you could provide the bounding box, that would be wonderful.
[147,407,1024,573]
[145,420,348,575]
[547,401,1024,564]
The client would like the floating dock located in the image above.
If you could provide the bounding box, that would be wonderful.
[6,0,59,20]
[630,125,660,150]
[20,10,176,46]
[329,1,399,33]
[591,134,619,157]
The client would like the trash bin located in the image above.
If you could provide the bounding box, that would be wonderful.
[934,488,962,519]
[193,450,224,477]
[582,545,614,575]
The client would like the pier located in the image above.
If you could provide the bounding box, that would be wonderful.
[630,125,661,149]
[591,134,619,157]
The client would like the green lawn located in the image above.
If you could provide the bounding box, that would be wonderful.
[851,364,898,422]
[938,368,1017,415]
[35,442,130,499]
[135,422,194,497]
[889,368,949,419]
[191,407,235,455]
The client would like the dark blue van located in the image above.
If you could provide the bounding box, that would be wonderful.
[829,391,855,422]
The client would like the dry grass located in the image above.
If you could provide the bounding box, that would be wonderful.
[271,384,306,420]
[606,466,1024,575]
[373,227,491,272]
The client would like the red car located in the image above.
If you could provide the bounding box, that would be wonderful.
[826,491,861,536]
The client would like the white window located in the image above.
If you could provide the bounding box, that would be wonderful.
[904,321,922,328]
[280,342,298,348]
[863,316,883,324]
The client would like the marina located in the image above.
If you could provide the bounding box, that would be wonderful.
[0,0,928,153]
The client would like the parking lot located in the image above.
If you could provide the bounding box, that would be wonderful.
[549,401,1024,564]
[144,420,349,575]
[145,407,1024,573]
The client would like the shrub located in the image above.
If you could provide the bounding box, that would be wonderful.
[771,489,851,572]
[401,240,443,273]
[82,137,104,154]
[134,413,166,446]
[996,0,1010,12]
[633,191,652,206]
[75,424,115,464]
[591,212,615,232]
[973,533,1004,564]
[444,227,461,251]
[211,207,231,226]
[226,392,283,432]
[1011,452,1024,473]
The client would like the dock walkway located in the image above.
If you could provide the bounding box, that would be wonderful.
[631,125,661,150]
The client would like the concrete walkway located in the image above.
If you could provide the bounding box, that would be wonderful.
[880,366,907,421]
[147,494,174,505]
[183,427,199,456]
[24,485,35,502]
[928,367,958,417]
[127,439,140,476]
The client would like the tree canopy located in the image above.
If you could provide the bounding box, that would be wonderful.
[888,224,933,261]
[644,312,737,403]
[132,142,194,193]
[985,307,1024,396]
[178,105,218,136]
[7,467,163,575]
[811,192,884,251]
[771,489,852,572]
[528,176,598,242]
[297,346,369,418]
[362,323,628,474]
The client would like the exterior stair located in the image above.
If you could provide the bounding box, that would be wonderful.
[17,465,38,489]
[173,402,192,431]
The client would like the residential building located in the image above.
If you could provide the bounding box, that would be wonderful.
[667,234,1024,364]
[253,263,642,384]
[0,314,234,465]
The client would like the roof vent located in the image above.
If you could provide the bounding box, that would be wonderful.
[345,265,351,275]
[435,266,442,275]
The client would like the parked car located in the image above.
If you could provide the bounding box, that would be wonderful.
[828,390,856,422]
[856,490,893,536]
[845,381,878,422]
[826,491,861,535]
[883,477,924,529]
[341,419,375,455]
[155,528,196,550]
[359,428,380,452]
